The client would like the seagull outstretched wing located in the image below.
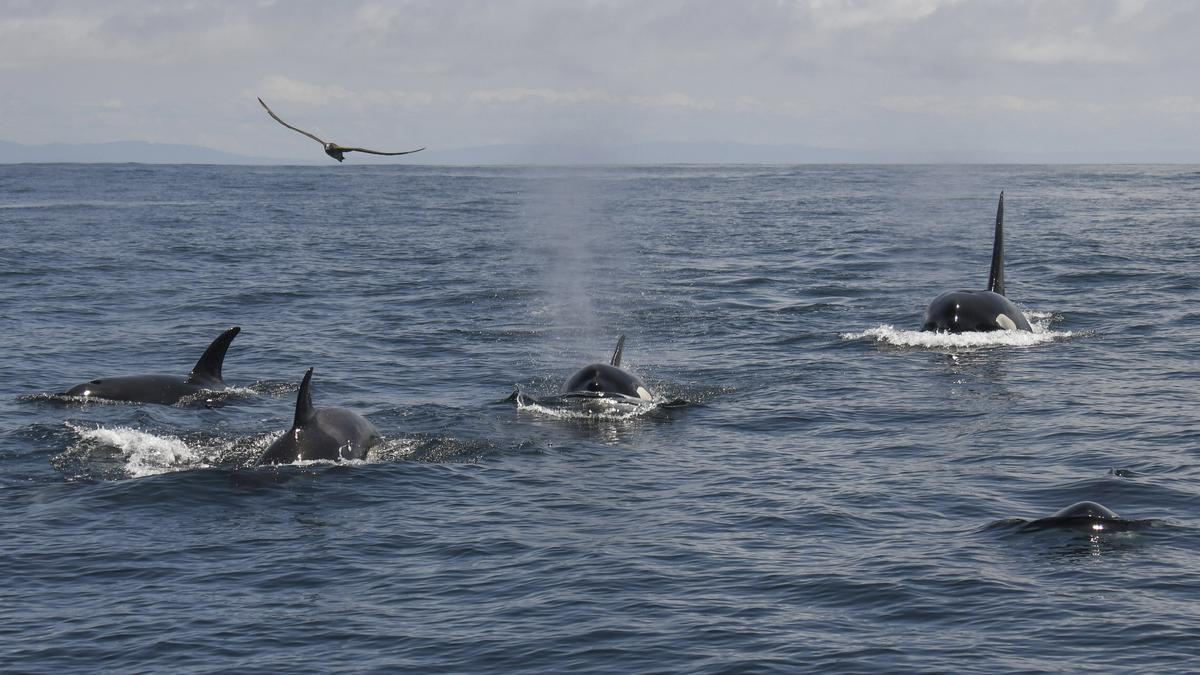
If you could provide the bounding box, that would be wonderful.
[256,96,326,144]
[335,145,426,157]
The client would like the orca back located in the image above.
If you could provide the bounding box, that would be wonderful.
[62,326,240,404]
[920,193,1031,333]
[258,368,381,465]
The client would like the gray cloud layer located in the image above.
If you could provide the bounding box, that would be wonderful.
[2,0,1198,161]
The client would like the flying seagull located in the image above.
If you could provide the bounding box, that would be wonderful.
[257,97,425,162]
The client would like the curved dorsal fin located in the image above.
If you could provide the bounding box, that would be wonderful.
[186,326,241,384]
[610,335,626,367]
[293,368,316,427]
[987,192,1005,296]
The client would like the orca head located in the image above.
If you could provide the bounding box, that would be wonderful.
[560,336,653,401]
[62,374,173,400]
[922,291,1011,333]
[562,363,653,401]
[1050,501,1120,521]
[64,378,113,398]
[1024,501,1134,533]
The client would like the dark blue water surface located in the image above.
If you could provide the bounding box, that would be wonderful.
[2,164,1198,672]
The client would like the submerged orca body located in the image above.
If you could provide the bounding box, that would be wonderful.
[922,193,1032,333]
[257,368,382,465]
[62,327,241,405]
[1024,501,1135,533]
[561,335,654,402]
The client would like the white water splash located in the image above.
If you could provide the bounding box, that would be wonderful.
[175,385,259,407]
[515,394,657,421]
[252,430,407,467]
[68,423,207,478]
[20,393,125,405]
[216,385,260,397]
[369,437,423,462]
[272,457,371,469]
[841,310,1072,349]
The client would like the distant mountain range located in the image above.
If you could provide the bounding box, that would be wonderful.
[1,139,1195,165]
[0,140,280,165]
[422,141,879,165]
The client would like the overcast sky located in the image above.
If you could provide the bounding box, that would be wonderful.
[2,0,1198,162]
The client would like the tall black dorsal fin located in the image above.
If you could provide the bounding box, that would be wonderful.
[987,192,1005,296]
[293,368,316,427]
[610,335,627,368]
[186,326,241,384]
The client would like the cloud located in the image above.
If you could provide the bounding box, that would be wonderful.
[628,92,717,111]
[461,87,795,116]
[467,88,615,106]
[1153,96,1200,116]
[997,39,1141,66]
[803,0,953,31]
[879,95,1067,116]
[259,76,352,107]
[257,75,434,109]
[0,3,258,69]
[0,10,108,69]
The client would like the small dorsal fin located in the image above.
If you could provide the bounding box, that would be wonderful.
[293,368,316,427]
[186,327,240,384]
[610,335,626,367]
[987,192,1005,296]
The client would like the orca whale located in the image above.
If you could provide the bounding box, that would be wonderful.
[62,327,241,405]
[257,368,382,465]
[561,335,654,402]
[1023,501,1134,532]
[922,193,1032,333]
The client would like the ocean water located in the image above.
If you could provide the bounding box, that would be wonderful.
[1,163,1198,672]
